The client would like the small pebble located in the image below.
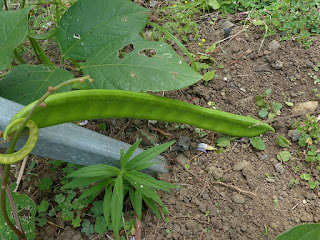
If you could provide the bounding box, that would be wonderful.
[231,192,245,204]
[233,161,250,171]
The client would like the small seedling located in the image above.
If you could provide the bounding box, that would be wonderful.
[61,139,176,239]
[277,136,291,148]
[250,137,266,150]
[256,89,282,120]
[277,151,291,162]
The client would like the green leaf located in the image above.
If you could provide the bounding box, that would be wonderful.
[272,103,283,111]
[95,216,107,234]
[259,108,269,118]
[0,179,36,240]
[126,178,164,206]
[78,181,107,200]
[67,164,120,178]
[120,139,142,169]
[0,8,30,70]
[256,95,265,107]
[57,0,148,60]
[216,136,232,147]
[129,188,142,220]
[205,43,216,53]
[202,71,215,81]
[124,171,174,191]
[277,136,291,148]
[103,184,113,226]
[37,200,49,213]
[277,151,291,162]
[37,177,53,190]
[300,173,311,181]
[249,137,266,150]
[111,175,124,240]
[126,141,175,170]
[265,88,272,96]
[55,194,66,204]
[0,65,74,105]
[82,34,201,92]
[285,101,294,107]
[142,195,162,219]
[0,0,3,11]
[276,223,320,240]
[61,176,108,189]
[208,0,220,10]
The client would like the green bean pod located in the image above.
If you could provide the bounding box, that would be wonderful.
[0,119,38,164]
[11,90,274,137]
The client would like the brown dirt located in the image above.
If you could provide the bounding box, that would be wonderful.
[2,5,320,240]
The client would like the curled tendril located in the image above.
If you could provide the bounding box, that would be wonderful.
[0,119,38,164]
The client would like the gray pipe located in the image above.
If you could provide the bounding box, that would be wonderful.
[0,97,169,174]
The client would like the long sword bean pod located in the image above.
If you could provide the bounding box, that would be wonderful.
[0,119,38,164]
[11,90,274,137]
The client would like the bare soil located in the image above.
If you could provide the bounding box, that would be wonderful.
[2,5,320,240]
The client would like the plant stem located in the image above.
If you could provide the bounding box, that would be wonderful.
[0,165,26,239]
[55,3,60,24]
[28,37,54,65]
[21,0,26,8]
[0,167,23,235]
[70,58,81,69]
[13,49,26,64]
[28,37,42,63]
[4,0,8,10]
[148,22,196,71]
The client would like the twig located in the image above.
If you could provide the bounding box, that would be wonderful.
[135,216,142,240]
[187,152,203,165]
[47,220,66,230]
[211,181,257,197]
[14,155,29,192]
[153,128,172,136]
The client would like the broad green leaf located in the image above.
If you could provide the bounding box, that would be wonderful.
[57,0,148,60]
[0,0,3,11]
[78,181,107,200]
[111,175,124,240]
[208,0,220,10]
[276,136,290,148]
[126,140,175,170]
[124,171,174,191]
[61,176,107,189]
[142,195,162,219]
[67,164,120,178]
[82,34,201,92]
[120,139,142,169]
[0,8,29,70]
[277,151,291,162]
[249,137,265,150]
[0,179,36,240]
[276,223,320,240]
[202,71,215,81]
[0,65,74,105]
[103,184,113,226]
